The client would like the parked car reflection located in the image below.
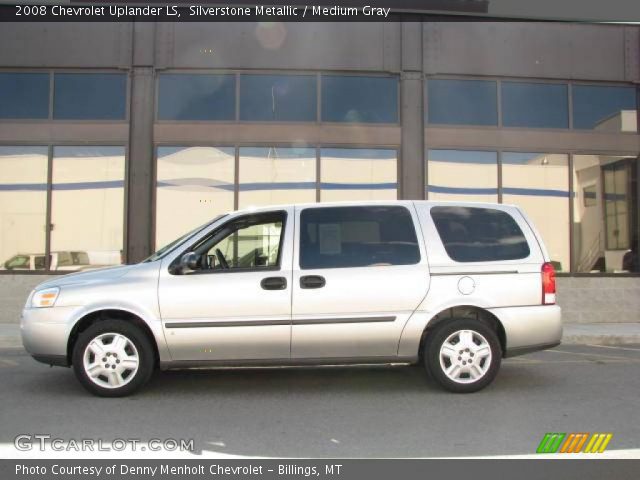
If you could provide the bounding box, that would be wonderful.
[1,250,119,271]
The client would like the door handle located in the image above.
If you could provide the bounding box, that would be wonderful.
[300,275,326,289]
[260,276,287,290]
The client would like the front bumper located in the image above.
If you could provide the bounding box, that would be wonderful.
[488,304,562,358]
[20,306,83,366]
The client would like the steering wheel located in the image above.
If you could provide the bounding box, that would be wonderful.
[215,248,229,269]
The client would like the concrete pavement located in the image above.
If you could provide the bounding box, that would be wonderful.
[0,344,639,458]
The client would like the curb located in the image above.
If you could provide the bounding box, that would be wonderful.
[561,334,640,346]
[0,337,22,349]
[0,324,21,349]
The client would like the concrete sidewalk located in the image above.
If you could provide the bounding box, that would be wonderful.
[561,323,640,346]
[2,323,640,350]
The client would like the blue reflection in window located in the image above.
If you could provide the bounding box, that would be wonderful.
[427,79,497,126]
[0,73,49,119]
[428,149,497,164]
[427,150,498,196]
[572,85,637,131]
[502,82,568,129]
[54,73,126,120]
[322,75,398,123]
[240,75,316,121]
[158,74,235,121]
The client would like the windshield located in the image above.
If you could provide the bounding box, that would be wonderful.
[142,215,226,263]
[5,255,30,269]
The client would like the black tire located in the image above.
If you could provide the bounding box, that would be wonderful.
[72,319,155,397]
[423,319,502,393]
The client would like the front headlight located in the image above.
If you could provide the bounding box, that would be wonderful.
[31,287,60,308]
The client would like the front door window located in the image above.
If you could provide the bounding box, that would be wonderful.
[179,211,286,273]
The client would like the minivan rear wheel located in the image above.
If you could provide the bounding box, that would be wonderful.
[72,319,154,397]
[424,319,501,393]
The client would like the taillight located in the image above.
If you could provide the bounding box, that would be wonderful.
[541,262,556,305]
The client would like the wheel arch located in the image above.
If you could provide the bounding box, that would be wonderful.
[66,309,160,367]
[417,305,506,362]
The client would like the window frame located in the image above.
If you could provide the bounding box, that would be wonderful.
[571,152,639,274]
[429,205,532,264]
[425,148,499,201]
[320,73,400,125]
[500,151,571,272]
[571,82,638,132]
[500,80,569,130]
[0,68,130,123]
[237,145,318,209]
[425,75,638,134]
[298,205,421,270]
[238,73,318,123]
[151,143,400,252]
[424,145,640,276]
[319,146,400,201]
[0,142,128,274]
[426,78,499,127]
[156,72,237,122]
[154,70,401,126]
[153,144,237,250]
[52,72,129,121]
[169,210,288,276]
[0,71,51,120]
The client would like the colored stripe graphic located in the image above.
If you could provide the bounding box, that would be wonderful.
[536,433,566,453]
[584,433,613,453]
[537,433,613,453]
[560,433,589,453]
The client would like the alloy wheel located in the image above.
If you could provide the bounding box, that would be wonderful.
[82,332,140,389]
[438,329,492,384]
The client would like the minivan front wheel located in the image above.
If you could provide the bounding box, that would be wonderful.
[424,319,501,393]
[72,319,154,397]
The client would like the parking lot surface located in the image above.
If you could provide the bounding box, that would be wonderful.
[1,344,639,458]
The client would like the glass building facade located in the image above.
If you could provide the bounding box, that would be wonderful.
[0,21,638,279]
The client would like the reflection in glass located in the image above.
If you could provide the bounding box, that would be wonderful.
[158,74,235,121]
[502,152,570,271]
[239,147,316,209]
[427,79,498,126]
[0,147,48,271]
[427,150,498,203]
[320,148,397,201]
[572,85,637,132]
[53,73,126,120]
[573,154,638,273]
[502,82,568,129]
[300,206,419,269]
[210,219,283,270]
[51,147,125,270]
[155,147,235,249]
[431,206,530,263]
[240,74,316,122]
[321,75,398,123]
[0,73,50,119]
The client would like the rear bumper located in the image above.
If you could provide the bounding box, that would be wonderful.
[488,305,562,357]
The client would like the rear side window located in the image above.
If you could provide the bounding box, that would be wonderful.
[300,206,420,269]
[430,206,530,262]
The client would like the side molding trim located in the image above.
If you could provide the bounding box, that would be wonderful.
[165,316,397,328]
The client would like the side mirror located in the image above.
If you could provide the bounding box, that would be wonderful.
[179,252,200,272]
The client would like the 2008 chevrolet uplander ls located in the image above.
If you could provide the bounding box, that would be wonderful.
[21,201,562,396]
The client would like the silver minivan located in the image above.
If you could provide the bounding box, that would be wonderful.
[21,201,562,396]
